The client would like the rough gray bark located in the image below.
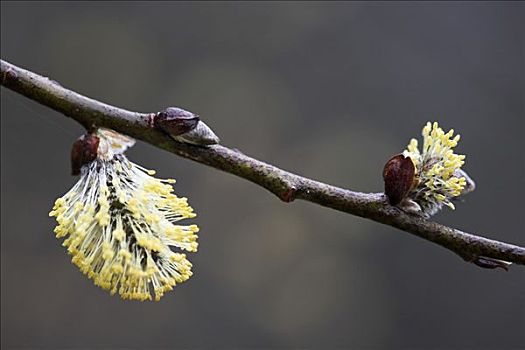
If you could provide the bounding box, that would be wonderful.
[2,59,524,268]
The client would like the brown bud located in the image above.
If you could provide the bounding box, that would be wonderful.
[383,154,416,205]
[71,134,100,175]
[154,107,200,137]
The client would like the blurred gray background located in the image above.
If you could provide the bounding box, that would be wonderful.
[1,2,524,349]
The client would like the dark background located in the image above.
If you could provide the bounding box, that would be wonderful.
[1,2,524,349]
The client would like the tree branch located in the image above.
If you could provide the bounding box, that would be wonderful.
[2,58,524,268]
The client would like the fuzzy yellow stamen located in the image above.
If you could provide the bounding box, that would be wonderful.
[402,121,468,216]
[49,128,199,301]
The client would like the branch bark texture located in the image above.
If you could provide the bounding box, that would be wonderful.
[2,59,524,268]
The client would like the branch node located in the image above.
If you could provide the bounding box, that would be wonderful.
[471,256,512,271]
[2,66,17,85]
[280,186,297,203]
